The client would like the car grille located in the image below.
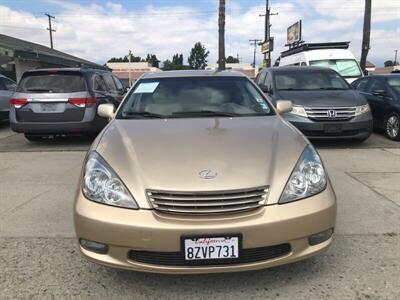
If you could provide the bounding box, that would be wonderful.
[128,243,291,266]
[147,187,269,215]
[305,107,356,121]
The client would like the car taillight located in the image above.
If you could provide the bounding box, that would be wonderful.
[9,98,28,109]
[68,97,96,108]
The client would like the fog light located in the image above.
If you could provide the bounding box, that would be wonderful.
[79,239,108,254]
[308,228,334,246]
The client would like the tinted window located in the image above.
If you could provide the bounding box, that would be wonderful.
[274,70,349,90]
[367,79,386,93]
[386,77,400,94]
[112,75,124,90]
[257,71,267,86]
[93,75,108,92]
[2,78,16,91]
[17,72,86,93]
[264,72,272,91]
[309,59,362,77]
[118,77,273,118]
[103,73,117,91]
[353,78,369,91]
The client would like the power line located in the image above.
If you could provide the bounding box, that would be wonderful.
[45,13,55,49]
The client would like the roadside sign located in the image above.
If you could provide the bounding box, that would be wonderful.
[261,38,274,54]
[287,20,302,45]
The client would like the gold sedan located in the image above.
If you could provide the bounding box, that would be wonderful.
[74,70,336,274]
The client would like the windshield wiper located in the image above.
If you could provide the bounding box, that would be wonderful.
[25,88,52,92]
[172,110,239,117]
[318,87,348,90]
[122,111,166,119]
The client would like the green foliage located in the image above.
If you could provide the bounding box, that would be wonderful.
[146,53,160,68]
[188,42,210,70]
[226,56,239,63]
[107,54,142,63]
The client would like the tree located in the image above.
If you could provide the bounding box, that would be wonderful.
[146,53,160,68]
[226,56,239,63]
[107,54,142,63]
[384,60,396,67]
[172,53,184,66]
[188,42,210,70]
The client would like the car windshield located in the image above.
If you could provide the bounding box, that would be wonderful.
[309,59,362,78]
[275,69,350,91]
[387,77,400,94]
[17,72,86,93]
[117,76,274,119]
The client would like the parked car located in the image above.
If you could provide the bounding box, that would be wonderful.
[74,70,336,274]
[0,74,16,121]
[352,74,400,140]
[9,68,125,141]
[256,66,373,141]
[277,42,363,83]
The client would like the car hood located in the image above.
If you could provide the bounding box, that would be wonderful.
[275,89,366,107]
[95,116,307,208]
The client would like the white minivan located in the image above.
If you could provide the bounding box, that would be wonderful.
[277,42,363,83]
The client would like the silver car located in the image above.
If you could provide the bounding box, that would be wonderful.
[0,74,16,121]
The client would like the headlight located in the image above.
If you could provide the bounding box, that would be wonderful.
[354,104,370,116]
[289,105,307,117]
[280,145,327,204]
[82,151,138,209]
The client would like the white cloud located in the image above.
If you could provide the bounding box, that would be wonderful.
[0,0,398,67]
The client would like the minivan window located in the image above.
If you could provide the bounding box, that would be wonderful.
[17,72,86,93]
[2,78,16,91]
[275,70,349,91]
[117,77,274,119]
[103,73,117,91]
[387,77,400,94]
[309,59,362,78]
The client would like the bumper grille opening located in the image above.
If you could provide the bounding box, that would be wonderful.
[147,187,269,215]
[128,244,291,266]
[305,107,356,121]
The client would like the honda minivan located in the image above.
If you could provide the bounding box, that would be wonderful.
[10,68,125,141]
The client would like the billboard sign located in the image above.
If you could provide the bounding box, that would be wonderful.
[261,37,274,54]
[287,20,302,45]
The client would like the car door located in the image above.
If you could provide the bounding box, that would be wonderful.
[0,77,16,114]
[92,74,115,106]
[364,78,392,128]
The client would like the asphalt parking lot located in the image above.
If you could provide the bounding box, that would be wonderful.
[0,120,399,299]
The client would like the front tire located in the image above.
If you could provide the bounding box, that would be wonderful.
[24,134,43,142]
[384,112,400,141]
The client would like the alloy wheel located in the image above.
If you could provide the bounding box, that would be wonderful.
[386,114,400,139]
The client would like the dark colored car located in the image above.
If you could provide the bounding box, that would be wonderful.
[255,66,373,141]
[0,74,16,121]
[352,74,400,140]
[9,68,125,141]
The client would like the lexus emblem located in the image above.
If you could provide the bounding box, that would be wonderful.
[198,169,218,179]
[327,110,337,118]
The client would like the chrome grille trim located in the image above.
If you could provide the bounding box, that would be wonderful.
[305,106,356,121]
[147,187,269,214]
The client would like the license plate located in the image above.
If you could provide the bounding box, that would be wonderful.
[40,103,59,112]
[324,124,342,133]
[183,236,239,261]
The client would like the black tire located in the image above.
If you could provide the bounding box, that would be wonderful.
[24,134,43,142]
[384,112,400,141]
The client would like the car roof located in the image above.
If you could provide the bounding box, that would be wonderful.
[263,66,336,74]
[23,67,108,74]
[364,74,400,79]
[141,70,246,79]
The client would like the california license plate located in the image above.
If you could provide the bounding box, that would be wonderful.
[183,236,239,261]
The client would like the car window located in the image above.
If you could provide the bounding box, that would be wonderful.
[256,71,267,86]
[264,72,272,91]
[2,78,16,91]
[17,72,86,93]
[117,77,274,118]
[386,77,400,94]
[274,69,349,90]
[112,75,124,90]
[93,75,108,92]
[367,79,386,93]
[309,59,362,78]
[103,73,117,91]
[352,78,369,91]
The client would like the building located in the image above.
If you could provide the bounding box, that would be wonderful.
[206,63,257,79]
[0,34,105,82]
[106,62,161,86]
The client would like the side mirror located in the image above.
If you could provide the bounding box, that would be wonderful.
[98,103,115,119]
[372,89,386,97]
[276,100,293,114]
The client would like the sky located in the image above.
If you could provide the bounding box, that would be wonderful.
[0,0,399,67]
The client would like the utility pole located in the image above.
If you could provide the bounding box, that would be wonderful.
[128,50,132,87]
[249,39,262,68]
[360,0,371,72]
[218,0,226,70]
[45,13,55,49]
[259,0,278,67]
[395,50,398,65]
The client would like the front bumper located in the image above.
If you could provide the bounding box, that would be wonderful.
[283,113,373,140]
[74,183,337,274]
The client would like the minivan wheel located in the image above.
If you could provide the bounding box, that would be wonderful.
[384,112,400,141]
[24,134,43,142]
